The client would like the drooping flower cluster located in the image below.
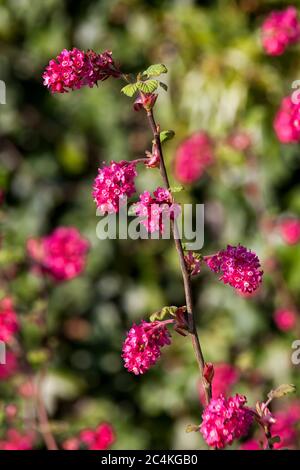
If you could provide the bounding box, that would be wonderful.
[200,394,253,449]
[271,401,300,449]
[274,96,300,143]
[261,7,300,56]
[279,217,300,244]
[122,320,171,375]
[274,308,297,331]
[204,245,263,294]
[62,423,115,451]
[0,297,19,343]
[27,227,89,281]
[184,251,201,276]
[134,188,180,234]
[174,131,214,184]
[93,161,137,214]
[43,48,119,93]
[0,351,18,380]
[0,429,34,450]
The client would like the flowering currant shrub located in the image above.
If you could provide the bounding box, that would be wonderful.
[3,3,300,448]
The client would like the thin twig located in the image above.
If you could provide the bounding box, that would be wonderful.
[146,109,212,405]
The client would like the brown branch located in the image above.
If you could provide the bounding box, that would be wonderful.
[146,109,212,405]
[36,371,58,450]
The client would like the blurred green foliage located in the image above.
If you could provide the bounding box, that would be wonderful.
[1,0,300,449]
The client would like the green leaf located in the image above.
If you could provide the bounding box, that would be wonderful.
[159,81,168,91]
[128,205,137,216]
[136,80,158,94]
[185,424,199,433]
[143,64,168,78]
[267,384,296,400]
[150,306,178,322]
[121,83,138,97]
[169,185,184,193]
[160,130,175,143]
[269,436,281,445]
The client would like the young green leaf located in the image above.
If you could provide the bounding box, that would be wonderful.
[160,130,175,143]
[143,64,168,78]
[267,384,296,400]
[150,306,178,322]
[186,424,200,433]
[121,83,138,97]
[136,80,158,94]
[169,185,184,193]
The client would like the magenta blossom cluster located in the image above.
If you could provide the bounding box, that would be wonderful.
[271,401,300,449]
[274,96,300,143]
[63,423,115,451]
[93,161,137,214]
[122,320,171,375]
[0,429,34,451]
[200,394,253,449]
[279,217,300,244]
[0,297,19,343]
[0,351,18,380]
[205,244,263,294]
[274,308,297,332]
[174,131,214,184]
[27,226,89,282]
[134,188,180,234]
[261,7,300,56]
[43,48,119,93]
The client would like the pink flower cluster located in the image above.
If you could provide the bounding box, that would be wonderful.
[205,245,263,294]
[274,308,297,331]
[261,7,300,56]
[279,217,300,244]
[0,429,34,450]
[271,401,300,449]
[27,226,89,281]
[0,297,19,343]
[200,394,253,449]
[274,96,300,143]
[0,351,18,380]
[93,161,137,214]
[134,188,180,234]
[174,131,214,184]
[43,48,119,93]
[63,423,115,451]
[122,320,171,375]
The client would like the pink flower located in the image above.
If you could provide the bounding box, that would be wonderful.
[80,423,115,450]
[122,320,171,375]
[0,429,34,450]
[240,439,261,450]
[0,297,19,343]
[184,252,201,276]
[133,188,180,234]
[227,131,252,152]
[274,309,297,331]
[43,48,120,93]
[174,131,214,184]
[261,7,300,56]
[274,96,300,143]
[271,401,300,449]
[200,394,253,449]
[93,161,137,214]
[0,351,18,380]
[27,227,89,281]
[279,217,300,244]
[204,245,263,294]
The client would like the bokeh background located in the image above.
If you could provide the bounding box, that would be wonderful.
[1,0,300,449]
